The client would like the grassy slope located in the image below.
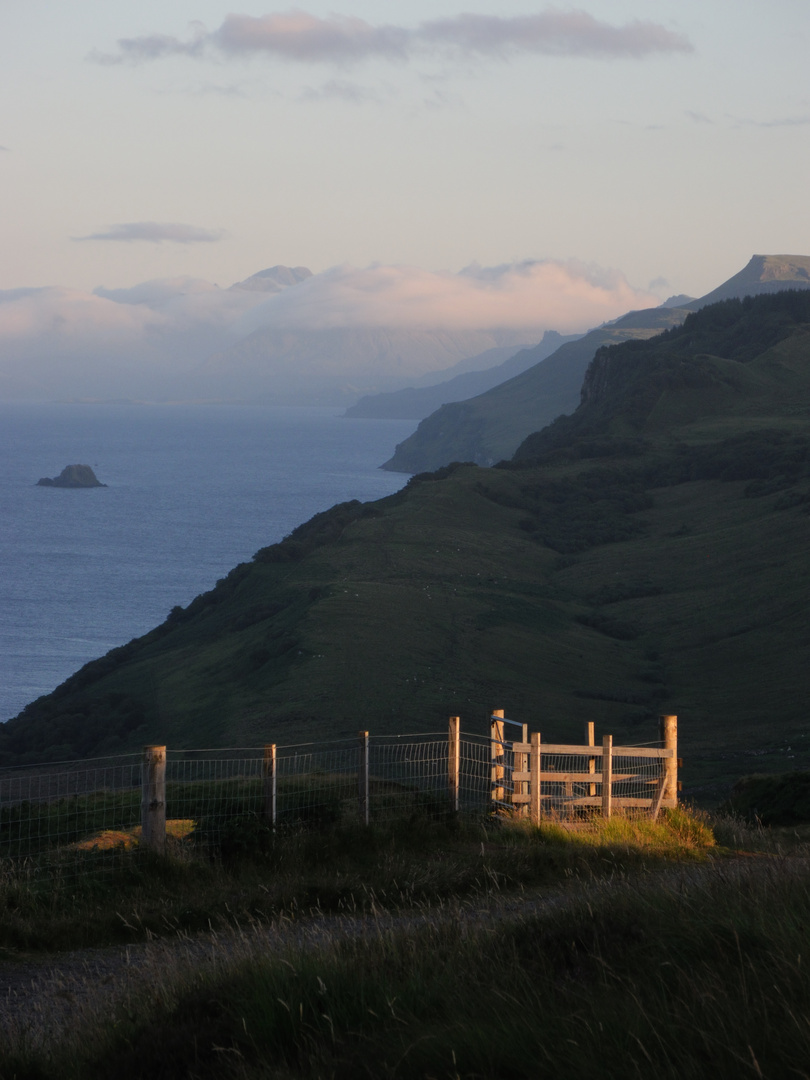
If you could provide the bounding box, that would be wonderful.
[3,293,810,803]
[381,307,689,471]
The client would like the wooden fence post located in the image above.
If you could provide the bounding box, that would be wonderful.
[517,722,529,815]
[263,744,277,827]
[586,722,596,798]
[490,709,505,808]
[448,716,460,813]
[530,731,541,825]
[359,730,370,826]
[141,745,166,854]
[601,735,613,819]
[659,714,678,807]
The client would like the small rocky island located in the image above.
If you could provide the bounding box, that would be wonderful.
[37,464,107,488]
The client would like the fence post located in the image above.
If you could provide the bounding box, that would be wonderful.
[586,722,596,798]
[490,709,504,809]
[263,744,277,827]
[530,731,542,825]
[659,715,678,807]
[359,730,370,826]
[448,716,460,813]
[141,745,166,854]
[517,722,529,816]
[601,735,613,819]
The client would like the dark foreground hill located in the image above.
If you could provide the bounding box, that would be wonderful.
[384,254,810,473]
[4,290,810,801]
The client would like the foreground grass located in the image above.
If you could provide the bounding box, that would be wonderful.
[0,808,712,955]
[3,813,809,1079]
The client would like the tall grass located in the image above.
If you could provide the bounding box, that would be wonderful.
[0,809,715,954]
[4,833,808,1079]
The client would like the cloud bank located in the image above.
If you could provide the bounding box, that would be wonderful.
[229,260,658,336]
[74,221,224,244]
[92,9,692,67]
[0,261,657,401]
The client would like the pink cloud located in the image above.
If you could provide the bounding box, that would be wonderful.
[231,260,659,335]
[92,9,692,67]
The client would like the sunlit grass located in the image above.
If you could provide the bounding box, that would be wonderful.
[68,819,195,851]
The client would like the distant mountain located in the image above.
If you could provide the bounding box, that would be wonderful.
[345,333,580,420]
[230,265,313,293]
[0,260,653,406]
[193,326,534,406]
[684,254,810,309]
[382,254,810,473]
[660,294,695,308]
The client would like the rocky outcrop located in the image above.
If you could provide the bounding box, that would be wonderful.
[37,465,106,488]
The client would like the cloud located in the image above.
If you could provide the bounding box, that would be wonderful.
[89,29,206,65]
[298,78,391,104]
[685,110,712,124]
[195,82,248,98]
[91,8,692,67]
[0,145,10,152]
[737,113,810,128]
[417,12,692,60]
[229,260,659,336]
[0,261,657,400]
[93,276,221,305]
[73,221,224,244]
[214,13,409,63]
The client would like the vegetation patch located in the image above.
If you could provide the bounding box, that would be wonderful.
[719,770,810,825]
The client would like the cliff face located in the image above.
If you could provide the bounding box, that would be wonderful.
[37,464,106,488]
[578,345,614,407]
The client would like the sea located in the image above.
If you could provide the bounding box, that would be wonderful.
[0,403,414,723]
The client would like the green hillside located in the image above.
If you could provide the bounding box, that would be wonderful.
[4,291,810,803]
[384,254,810,474]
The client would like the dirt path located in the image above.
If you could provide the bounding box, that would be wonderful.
[0,855,790,1053]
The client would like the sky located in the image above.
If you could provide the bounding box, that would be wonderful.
[1,1,809,393]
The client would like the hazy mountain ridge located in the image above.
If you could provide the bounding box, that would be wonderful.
[0,260,648,406]
[229,265,313,293]
[344,332,580,420]
[381,307,690,471]
[383,255,810,473]
[194,325,535,406]
[683,254,810,310]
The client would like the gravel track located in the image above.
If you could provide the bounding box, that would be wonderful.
[0,855,797,1054]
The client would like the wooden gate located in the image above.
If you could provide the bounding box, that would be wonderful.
[490,713,679,820]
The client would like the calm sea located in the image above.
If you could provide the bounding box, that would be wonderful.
[0,403,413,722]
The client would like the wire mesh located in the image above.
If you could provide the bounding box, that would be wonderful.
[0,755,143,881]
[368,737,449,818]
[0,731,674,880]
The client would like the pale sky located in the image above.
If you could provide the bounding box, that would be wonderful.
[1,1,809,348]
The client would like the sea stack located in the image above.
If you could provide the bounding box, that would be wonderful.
[36,464,106,488]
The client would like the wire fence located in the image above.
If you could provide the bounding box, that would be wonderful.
[0,718,677,885]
